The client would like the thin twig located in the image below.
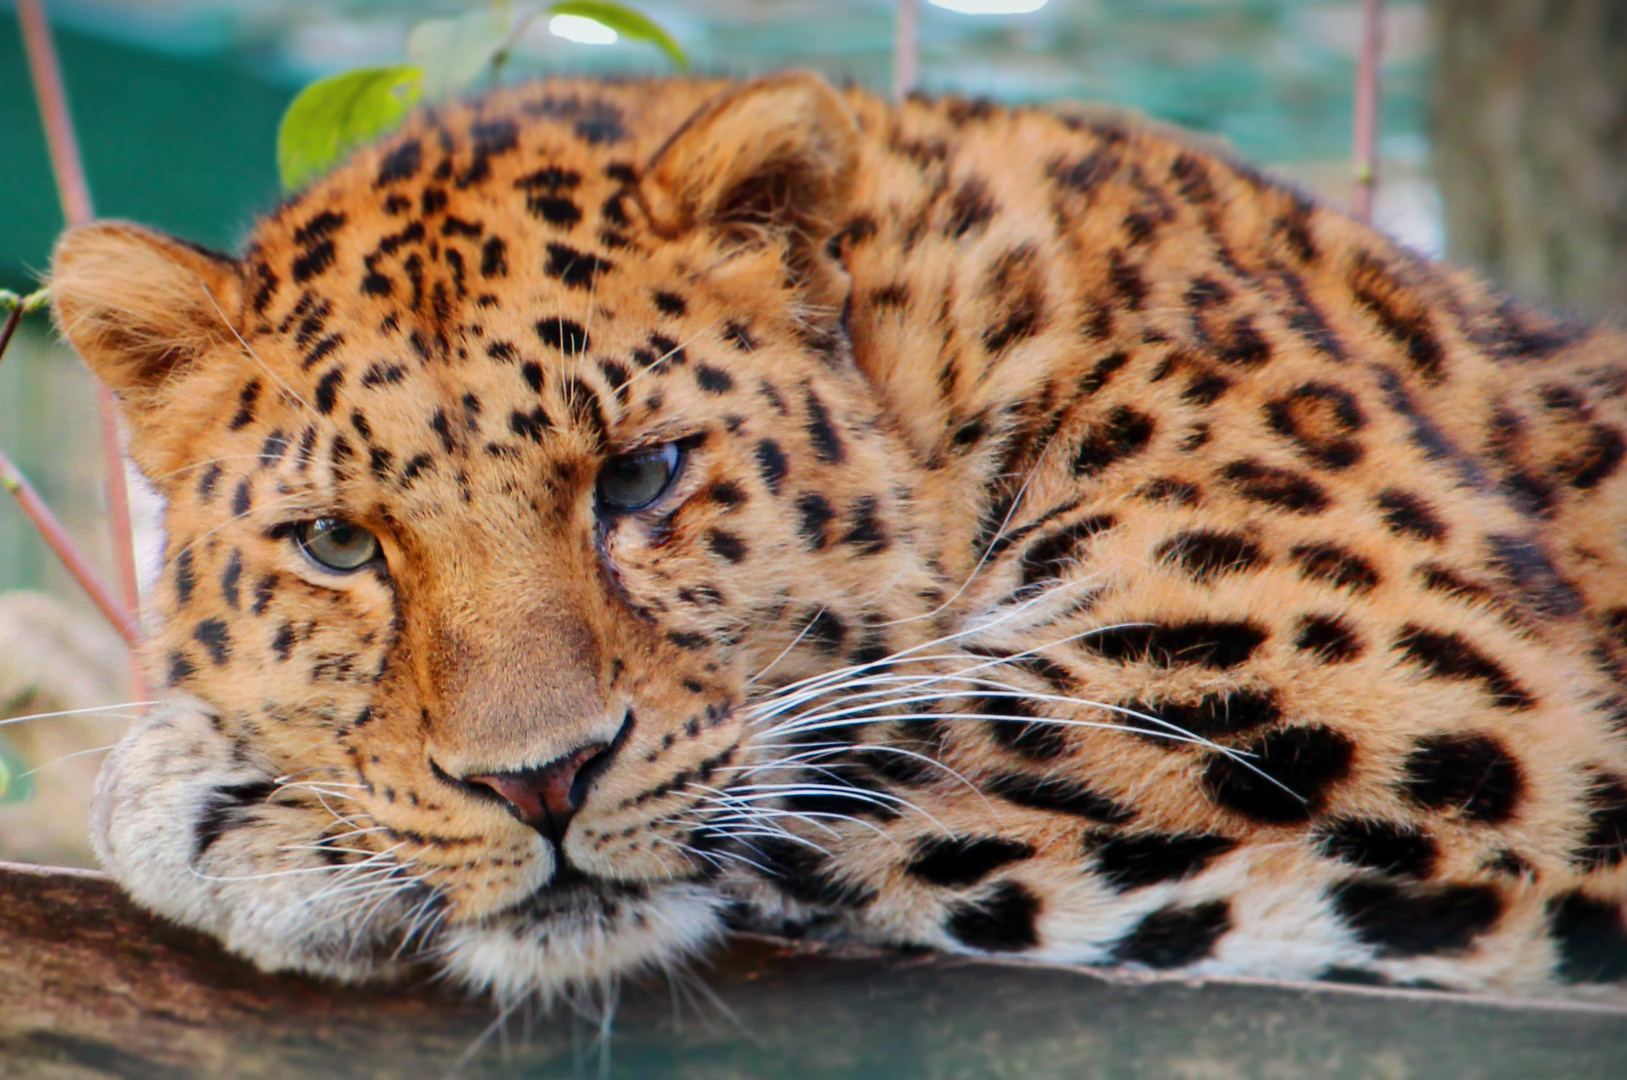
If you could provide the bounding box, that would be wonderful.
[893,0,918,102]
[17,0,146,690]
[0,450,140,647]
[1351,0,1384,223]
[0,307,23,364]
[0,298,138,645]
[17,0,91,228]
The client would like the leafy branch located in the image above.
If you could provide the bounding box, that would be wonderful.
[277,1,685,191]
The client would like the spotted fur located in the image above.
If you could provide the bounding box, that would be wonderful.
[52,73,1627,1000]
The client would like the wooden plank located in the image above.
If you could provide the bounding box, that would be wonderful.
[2,860,1623,1079]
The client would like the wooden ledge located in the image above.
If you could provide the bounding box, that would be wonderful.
[2,860,1623,1078]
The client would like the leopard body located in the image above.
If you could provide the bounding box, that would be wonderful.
[51,73,1627,999]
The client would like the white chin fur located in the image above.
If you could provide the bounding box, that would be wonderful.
[440,883,726,1004]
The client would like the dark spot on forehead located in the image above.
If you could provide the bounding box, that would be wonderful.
[724,321,757,352]
[946,176,998,238]
[706,529,748,563]
[292,209,345,247]
[510,405,551,443]
[536,317,590,354]
[229,380,262,431]
[375,139,422,186]
[314,368,344,415]
[290,239,336,284]
[231,478,252,518]
[695,365,734,394]
[196,463,223,502]
[193,618,232,665]
[525,193,582,227]
[480,237,508,278]
[802,388,844,464]
[172,548,196,606]
[220,550,242,610]
[574,100,627,145]
[543,243,613,289]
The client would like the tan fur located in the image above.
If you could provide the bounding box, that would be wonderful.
[52,73,1627,999]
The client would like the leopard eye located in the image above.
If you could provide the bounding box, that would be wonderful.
[596,442,682,512]
[294,518,380,572]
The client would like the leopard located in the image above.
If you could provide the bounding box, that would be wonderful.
[48,71,1627,1004]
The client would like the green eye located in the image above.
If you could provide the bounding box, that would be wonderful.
[295,518,380,572]
[596,442,682,511]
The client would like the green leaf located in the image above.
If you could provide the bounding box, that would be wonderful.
[546,1,688,69]
[277,65,423,191]
[407,9,511,104]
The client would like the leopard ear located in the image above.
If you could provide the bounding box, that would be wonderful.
[642,71,860,286]
[51,222,248,477]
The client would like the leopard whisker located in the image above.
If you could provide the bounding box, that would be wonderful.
[652,836,777,879]
[192,842,407,885]
[876,423,1070,630]
[669,805,843,847]
[14,742,118,778]
[742,605,823,688]
[733,739,991,806]
[198,281,317,417]
[343,878,431,961]
[0,701,157,728]
[744,592,1113,716]
[157,488,317,579]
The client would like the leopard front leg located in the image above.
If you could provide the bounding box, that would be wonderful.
[91,700,438,981]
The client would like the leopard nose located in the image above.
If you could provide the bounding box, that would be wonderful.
[464,742,611,842]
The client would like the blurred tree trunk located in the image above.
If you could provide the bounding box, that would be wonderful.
[1430,0,1627,322]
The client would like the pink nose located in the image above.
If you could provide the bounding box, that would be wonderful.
[465,743,609,841]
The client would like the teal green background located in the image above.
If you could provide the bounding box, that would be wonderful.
[0,19,292,291]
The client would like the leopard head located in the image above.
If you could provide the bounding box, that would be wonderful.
[52,73,952,993]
